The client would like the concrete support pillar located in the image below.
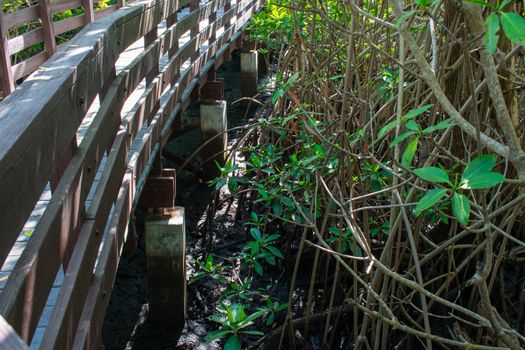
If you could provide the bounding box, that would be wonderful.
[145,207,186,327]
[200,100,227,180]
[241,51,258,98]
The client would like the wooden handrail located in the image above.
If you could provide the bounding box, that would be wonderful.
[0,0,132,96]
[0,315,27,350]
[0,0,261,347]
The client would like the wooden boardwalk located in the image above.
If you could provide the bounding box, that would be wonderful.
[0,0,260,348]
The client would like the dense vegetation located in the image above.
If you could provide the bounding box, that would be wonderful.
[196,0,525,349]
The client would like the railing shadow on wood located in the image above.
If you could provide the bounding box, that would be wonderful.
[0,0,129,99]
[0,0,260,348]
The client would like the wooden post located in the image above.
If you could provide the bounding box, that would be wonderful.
[240,50,258,98]
[0,11,14,97]
[189,0,199,63]
[38,0,57,59]
[82,0,95,24]
[144,26,160,122]
[138,169,176,209]
[200,100,227,180]
[166,12,179,59]
[145,207,186,327]
[145,27,159,85]
[224,0,231,29]
[208,6,216,48]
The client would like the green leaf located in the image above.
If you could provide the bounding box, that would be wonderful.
[272,89,284,104]
[243,309,266,323]
[395,10,415,28]
[272,201,283,216]
[215,177,227,190]
[251,241,260,255]
[422,118,455,135]
[500,12,525,46]
[377,120,398,139]
[205,328,231,342]
[414,167,451,184]
[461,172,505,189]
[497,0,512,10]
[280,196,294,208]
[414,188,448,216]
[390,131,417,147]
[403,104,433,121]
[265,255,276,265]
[250,227,262,241]
[224,335,241,350]
[461,154,497,181]
[253,261,263,275]
[485,13,500,54]
[266,245,284,259]
[231,304,244,323]
[265,234,281,242]
[240,330,265,336]
[452,193,470,225]
[401,138,418,167]
[404,120,420,132]
[209,315,230,327]
[206,255,214,270]
[266,314,275,325]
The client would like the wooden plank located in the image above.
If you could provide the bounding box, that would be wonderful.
[0,0,185,277]
[50,139,78,192]
[94,5,117,20]
[41,129,129,350]
[0,78,126,343]
[123,78,163,139]
[4,5,40,30]
[7,27,44,55]
[189,0,199,62]
[0,11,14,96]
[144,26,159,84]
[53,15,85,36]
[82,0,95,24]
[0,315,28,350]
[165,11,178,58]
[72,174,132,350]
[38,0,57,58]
[11,50,47,80]
[50,0,83,14]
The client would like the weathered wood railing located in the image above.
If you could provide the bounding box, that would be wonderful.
[0,0,130,98]
[0,0,260,347]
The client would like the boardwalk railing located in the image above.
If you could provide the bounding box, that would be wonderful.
[0,0,129,98]
[0,0,260,348]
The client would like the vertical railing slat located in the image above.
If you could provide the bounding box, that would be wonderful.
[38,0,57,58]
[82,0,95,24]
[0,11,14,97]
